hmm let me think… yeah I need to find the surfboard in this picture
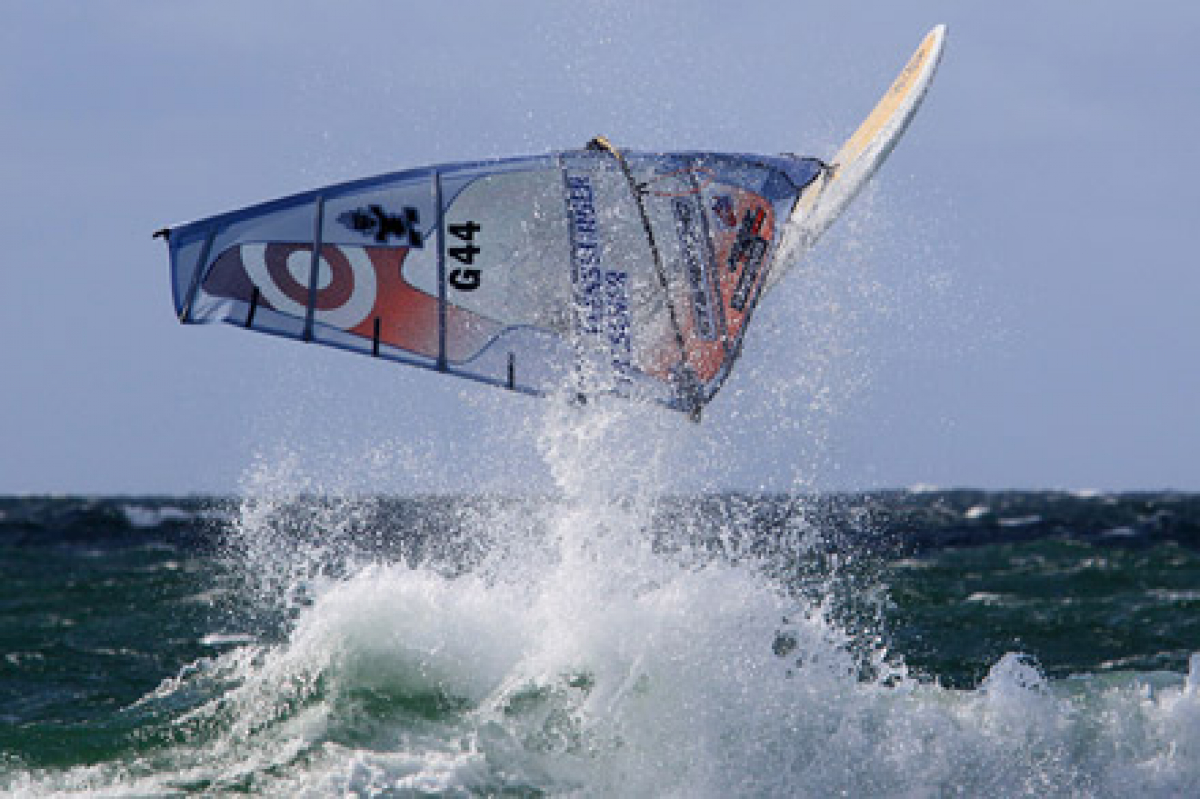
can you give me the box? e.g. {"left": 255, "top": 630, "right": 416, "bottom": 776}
{"left": 766, "top": 24, "right": 947, "bottom": 291}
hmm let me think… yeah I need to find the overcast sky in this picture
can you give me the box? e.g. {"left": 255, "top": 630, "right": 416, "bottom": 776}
{"left": 2, "top": 2, "right": 1198, "bottom": 494}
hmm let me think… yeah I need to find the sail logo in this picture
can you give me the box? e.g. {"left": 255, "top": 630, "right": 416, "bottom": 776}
{"left": 603, "top": 270, "right": 633, "bottom": 380}
{"left": 566, "top": 174, "right": 604, "bottom": 335}
{"left": 204, "top": 243, "right": 379, "bottom": 331}
{"left": 710, "top": 195, "right": 736, "bottom": 228}
{"left": 672, "top": 198, "right": 718, "bottom": 340}
{"left": 729, "top": 206, "right": 770, "bottom": 311}
{"left": 337, "top": 204, "right": 424, "bottom": 247}
{"left": 565, "top": 172, "right": 632, "bottom": 383}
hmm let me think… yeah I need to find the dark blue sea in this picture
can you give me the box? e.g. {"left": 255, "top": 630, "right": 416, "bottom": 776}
{"left": 2, "top": 486, "right": 1199, "bottom": 796}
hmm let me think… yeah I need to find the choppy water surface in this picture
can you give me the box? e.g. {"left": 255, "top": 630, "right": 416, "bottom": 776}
{"left": 2, "top": 481, "right": 1199, "bottom": 796}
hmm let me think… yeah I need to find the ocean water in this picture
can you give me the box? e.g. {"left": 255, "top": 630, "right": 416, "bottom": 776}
{"left": 3, "top": 459, "right": 1200, "bottom": 796}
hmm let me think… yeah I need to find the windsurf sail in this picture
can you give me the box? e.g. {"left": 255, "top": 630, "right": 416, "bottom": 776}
{"left": 158, "top": 142, "right": 824, "bottom": 418}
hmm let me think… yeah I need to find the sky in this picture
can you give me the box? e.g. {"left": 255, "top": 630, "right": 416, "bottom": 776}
{"left": 2, "top": 1, "right": 1198, "bottom": 494}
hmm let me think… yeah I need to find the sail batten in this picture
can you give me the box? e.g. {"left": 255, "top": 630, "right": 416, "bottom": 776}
{"left": 433, "top": 170, "right": 448, "bottom": 372}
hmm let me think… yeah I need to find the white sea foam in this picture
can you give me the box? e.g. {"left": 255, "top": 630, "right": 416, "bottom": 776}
{"left": 965, "top": 504, "right": 991, "bottom": 520}
{"left": 121, "top": 503, "right": 194, "bottom": 528}
{"left": 13, "top": 532, "right": 1200, "bottom": 796}
{"left": 999, "top": 514, "right": 1043, "bottom": 528}
{"left": 12, "top": 400, "right": 1200, "bottom": 798}
{"left": 198, "top": 632, "right": 258, "bottom": 647}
